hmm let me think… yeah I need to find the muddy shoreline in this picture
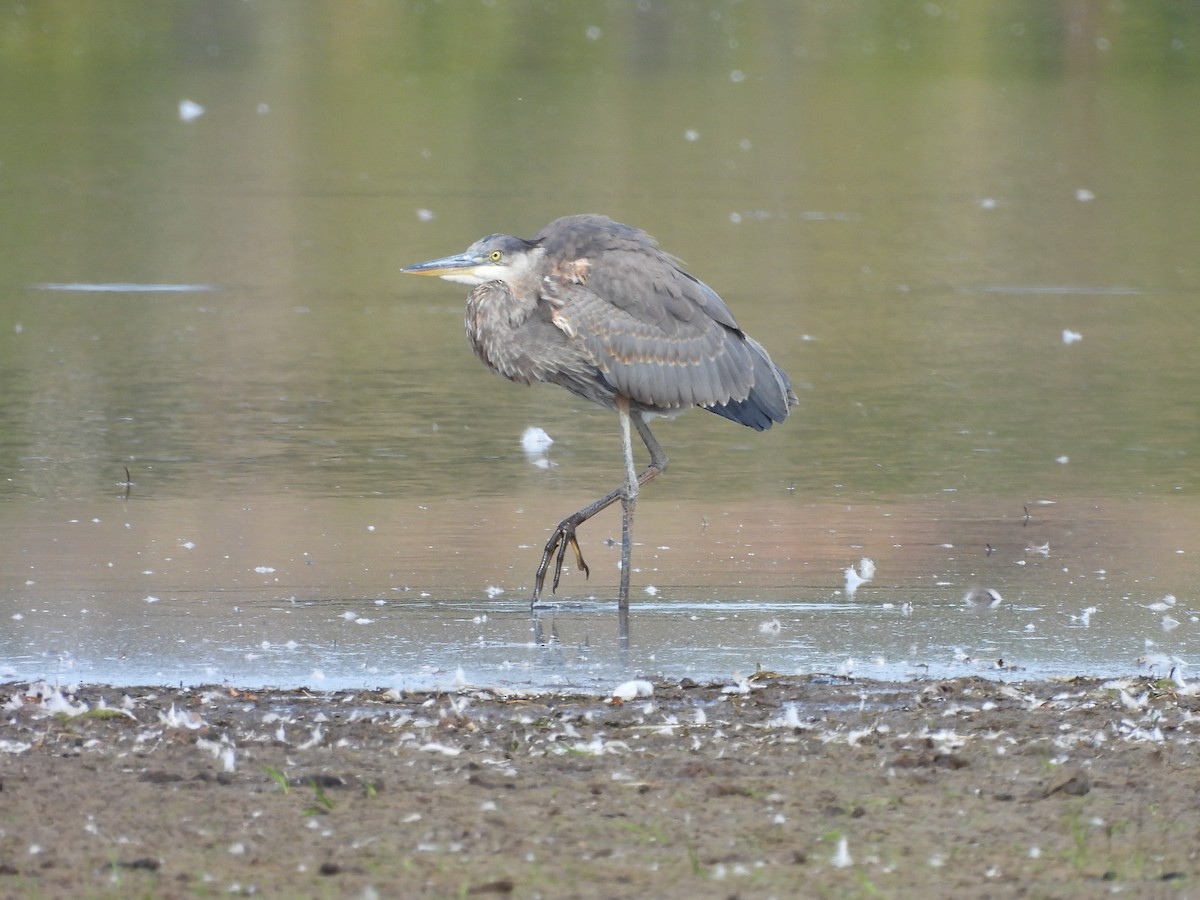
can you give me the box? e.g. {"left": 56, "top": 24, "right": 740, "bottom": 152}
{"left": 2, "top": 674, "right": 1198, "bottom": 897}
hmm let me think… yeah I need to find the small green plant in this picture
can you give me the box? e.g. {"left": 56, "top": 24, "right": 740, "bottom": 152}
{"left": 304, "top": 778, "right": 335, "bottom": 815}
{"left": 614, "top": 820, "right": 666, "bottom": 843}
{"left": 1062, "top": 805, "right": 1091, "bottom": 868}
{"left": 263, "top": 765, "right": 289, "bottom": 795}
{"left": 82, "top": 707, "right": 133, "bottom": 720}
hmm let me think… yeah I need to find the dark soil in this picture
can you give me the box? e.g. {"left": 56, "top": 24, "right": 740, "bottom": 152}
{"left": 2, "top": 674, "right": 1198, "bottom": 898}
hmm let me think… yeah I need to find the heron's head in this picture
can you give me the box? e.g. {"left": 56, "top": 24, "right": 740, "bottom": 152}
{"left": 401, "top": 233, "right": 544, "bottom": 287}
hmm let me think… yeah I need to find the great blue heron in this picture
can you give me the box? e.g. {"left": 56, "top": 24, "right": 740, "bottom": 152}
{"left": 401, "top": 214, "right": 796, "bottom": 609}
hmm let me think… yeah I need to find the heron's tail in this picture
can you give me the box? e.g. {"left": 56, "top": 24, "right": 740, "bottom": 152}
{"left": 705, "top": 337, "right": 796, "bottom": 431}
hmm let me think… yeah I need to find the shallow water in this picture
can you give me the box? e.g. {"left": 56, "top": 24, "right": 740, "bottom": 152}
{"left": 6, "top": 492, "right": 1197, "bottom": 691}
{"left": 2, "top": 2, "right": 1199, "bottom": 690}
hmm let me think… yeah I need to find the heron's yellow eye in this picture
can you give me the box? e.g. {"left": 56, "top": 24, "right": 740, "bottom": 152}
{"left": 489, "top": 250, "right": 502, "bottom": 262}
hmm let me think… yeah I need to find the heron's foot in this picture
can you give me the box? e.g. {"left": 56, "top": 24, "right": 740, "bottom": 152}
{"left": 555, "top": 531, "right": 590, "bottom": 590}
{"left": 531, "top": 519, "right": 591, "bottom": 604}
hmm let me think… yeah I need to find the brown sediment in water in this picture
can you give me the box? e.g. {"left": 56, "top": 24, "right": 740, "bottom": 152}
{"left": 2, "top": 675, "right": 1198, "bottom": 897}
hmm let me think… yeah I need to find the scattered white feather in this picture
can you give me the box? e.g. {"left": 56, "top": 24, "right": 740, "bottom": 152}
{"left": 831, "top": 835, "right": 852, "bottom": 868}
{"left": 196, "top": 737, "right": 237, "bottom": 772}
{"left": 1170, "top": 668, "right": 1199, "bottom": 696}
{"left": 38, "top": 688, "right": 89, "bottom": 717}
{"left": 296, "top": 725, "right": 324, "bottom": 750}
{"left": 758, "top": 618, "right": 782, "bottom": 634}
{"left": 1062, "top": 328, "right": 1083, "bottom": 345}
{"left": 1145, "top": 594, "right": 1176, "bottom": 612}
{"left": 843, "top": 566, "right": 864, "bottom": 594}
{"left": 178, "top": 99, "right": 205, "bottom": 121}
{"left": 1162, "top": 616, "right": 1180, "bottom": 632}
{"left": 770, "top": 703, "right": 803, "bottom": 729}
{"left": 612, "top": 680, "right": 653, "bottom": 701}
{"left": 844, "top": 557, "right": 874, "bottom": 597}
{"left": 1070, "top": 606, "right": 1098, "bottom": 627}
{"left": 722, "top": 676, "right": 752, "bottom": 695}
{"left": 420, "top": 742, "right": 462, "bottom": 756}
{"left": 159, "top": 703, "right": 205, "bottom": 730}
{"left": 1119, "top": 689, "right": 1147, "bottom": 711}
{"left": 520, "top": 426, "right": 554, "bottom": 453}
{"left": 572, "top": 737, "right": 631, "bottom": 755}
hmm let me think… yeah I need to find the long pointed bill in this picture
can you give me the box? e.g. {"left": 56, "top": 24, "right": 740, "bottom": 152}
{"left": 399, "top": 251, "right": 484, "bottom": 278}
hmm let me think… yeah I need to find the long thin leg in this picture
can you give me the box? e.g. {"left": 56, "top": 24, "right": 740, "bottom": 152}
{"left": 531, "top": 405, "right": 668, "bottom": 606}
{"left": 616, "top": 400, "right": 639, "bottom": 609}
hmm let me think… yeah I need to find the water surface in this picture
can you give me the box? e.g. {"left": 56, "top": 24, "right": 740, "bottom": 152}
{"left": 2, "top": 2, "right": 1198, "bottom": 690}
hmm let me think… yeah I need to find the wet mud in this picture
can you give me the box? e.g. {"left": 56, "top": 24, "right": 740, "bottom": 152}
{"left": 2, "top": 674, "right": 1199, "bottom": 897}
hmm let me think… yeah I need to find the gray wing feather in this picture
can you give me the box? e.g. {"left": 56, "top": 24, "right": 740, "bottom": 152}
{"left": 544, "top": 275, "right": 781, "bottom": 420}
{"left": 532, "top": 215, "right": 797, "bottom": 428}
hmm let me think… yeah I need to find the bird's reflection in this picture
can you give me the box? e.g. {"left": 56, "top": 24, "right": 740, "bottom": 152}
{"left": 530, "top": 603, "right": 631, "bottom": 667}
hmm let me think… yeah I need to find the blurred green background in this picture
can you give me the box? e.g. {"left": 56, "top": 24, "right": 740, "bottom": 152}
{"left": 1, "top": 0, "right": 1197, "bottom": 502}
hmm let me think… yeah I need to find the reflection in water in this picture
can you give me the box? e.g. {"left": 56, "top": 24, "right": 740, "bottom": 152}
{"left": 2, "top": 495, "right": 1197, "bottom": 690}
{"left": 535, "top": 604, "right": 631, "bottom": 663}
{"left": 531, "top": 604, "right": 631, "bottom": 679}
{"left": 2, "top": 3, "right": 1199, "bottom": 689}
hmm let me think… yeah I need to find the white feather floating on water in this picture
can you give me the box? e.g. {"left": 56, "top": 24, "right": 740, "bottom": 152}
{"left": 178, "top": 99, "right": 205, "bottom": 122}
{"left": 844, "top": 557, "right": 875, "bottom": 597}
{"left": 521, "top": 426, "right": 554, "bottom": 453}
{"left": 1070, "top": 606, "right": 1098, "bottom": 627}
{"left": 1145, "top": 594, "right": 1176, "bottom": 612}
